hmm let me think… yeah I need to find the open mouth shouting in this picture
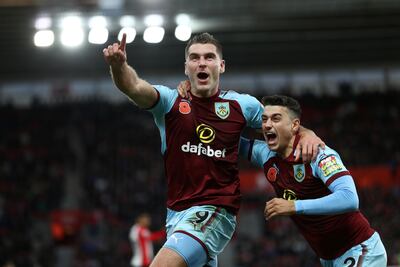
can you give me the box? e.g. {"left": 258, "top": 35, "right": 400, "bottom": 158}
{"left": 265, "top": 132, "right": 278, "bottom": 146}
{"left": 197, "top": 72, "right": 209, "bottom": 83}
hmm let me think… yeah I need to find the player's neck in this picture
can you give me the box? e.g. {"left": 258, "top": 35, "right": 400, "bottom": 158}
{"left": 280, "top": 136, "right": 296, "bottom": 159}
{"left": 191, "top": 86, "right": 219, "bottom": 98}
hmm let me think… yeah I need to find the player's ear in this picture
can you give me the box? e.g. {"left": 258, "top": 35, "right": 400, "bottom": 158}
{"left": 292, "top": 118, "right": 300, "bottom": 134}
{"left": 184, "top": 62, "right": 189, "bottom": 76}
{"left": 220, "top": 60, "right": 225, "bottom": 74}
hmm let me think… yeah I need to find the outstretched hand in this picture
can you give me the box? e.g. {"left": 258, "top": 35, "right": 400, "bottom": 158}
{"left": 103, "top": 33, "right": 127, "bottom": 67}
{"left": 177, "top": 80, "right": 191, "bottom": 98}
{"left": 264, "top": 198, "right": 296, "bottom": 220}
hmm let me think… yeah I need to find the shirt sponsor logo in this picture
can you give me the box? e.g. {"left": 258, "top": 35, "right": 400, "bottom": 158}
{"left": 196, "top": 124, "right": 215, "bottom": 144}
{"left": 181, "top": 142, "right": 226, "bottom": 158}
{"left": 215, "top": 102, "right": 230, "bottom": 119}
{"left": 283, "top": 189, "right": 297, "bottom": 201}
{"left": 182, "top": 124, "right": 225, "bottom": 157}
{"left": 318, "top": 155, "right": 344, "bottom": 177}
{"left": 293, "top": 164, "right": 305, "bottom": 182}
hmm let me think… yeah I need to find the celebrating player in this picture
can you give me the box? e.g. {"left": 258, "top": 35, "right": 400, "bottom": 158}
{"left": 103, "top": 32, "right": 323, "bottom": 267}
{"left": 240, "top": 95, "right": 387, "bottom": 267}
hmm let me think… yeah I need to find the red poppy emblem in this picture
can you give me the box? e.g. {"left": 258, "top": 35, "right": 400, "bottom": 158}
{"left": 267, "top": 167, "right": 278, "bottom": 182}
{"left": 179, "top": 101, "right": 191, "bottom": 114}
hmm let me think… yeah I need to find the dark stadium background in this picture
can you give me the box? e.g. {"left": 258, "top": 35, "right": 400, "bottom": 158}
{"left": 0, "top": 0, "right": 399, "bottom": 266}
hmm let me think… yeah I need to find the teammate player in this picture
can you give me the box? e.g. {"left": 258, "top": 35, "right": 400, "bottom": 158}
{"left": 103, "top": 32, "right": 323, "bottom": 267}
{"left": 240, "top": 95, "right": 387, "bottom": 267}
{"left": 129, "top": 213, "right": 165, "bottom": 267}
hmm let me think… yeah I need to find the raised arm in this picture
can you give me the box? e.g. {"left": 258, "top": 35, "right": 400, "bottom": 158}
{"left": 103, "top": 34, "right": 158, "bottom": 108}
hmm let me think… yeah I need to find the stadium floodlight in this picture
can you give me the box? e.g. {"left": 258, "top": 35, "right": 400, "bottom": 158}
{"left": 60, "top": 28, "right": 84, "bottom": 47}
{"left": 88, "top": 16, "right": 108, "bottom": 44}
{"left": 175, "top": 25, "right": 191, "bottom": 41}
{"left": 144, "top": 14, "right": 164, "bottom": 27}
{"left": 61, "top": 15, "right": 82, "bottom": 29}
{"left": 118, "top": 27, "right": 136, "bottom": 43}
{"left": 34, "top": 30, "right": 54, "bottom": 47}
{"left": 60, "top": 15, "right": 84, "bottom": 48}
{"left": 119, "top": 15, "right": 135, "bottom": 27}
{"left": 88, "top": 28, "right": 109, "bottom": 44}
{"left": 175, "top": 14, "right": 190, "bottom": 25}
{"left": 143, "top": 26, "right": 165, "bottom": 43}
{"left": 174, "top": 14, "right": 192, "bottom": 41}
{"left": 89, "top": 16, "right": 107, "bottom": 28}
{"left": 35, "top": 17, "right": 52, "bottom": 30}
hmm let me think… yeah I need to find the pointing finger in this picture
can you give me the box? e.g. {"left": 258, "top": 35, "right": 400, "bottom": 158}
{"left": 120, "top": 33, "right": 127, "bottom": 52}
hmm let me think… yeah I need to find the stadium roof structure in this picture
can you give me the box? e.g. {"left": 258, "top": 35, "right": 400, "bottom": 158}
{"left": 1, "top": 0, "right": 400, "bottom": 80}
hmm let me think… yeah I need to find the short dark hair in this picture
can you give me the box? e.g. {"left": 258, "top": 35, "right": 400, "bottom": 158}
{"left": 185, "top": 32, "right": 223, "bottom": 59}
{"left": 261, "top": 95, "right": 302, "bottom": 119}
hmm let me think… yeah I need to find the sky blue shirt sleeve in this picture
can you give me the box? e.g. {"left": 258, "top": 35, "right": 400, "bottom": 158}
{"left": 148, "top": 85, "right": 178, "bottom": 117}
{"left": 239, "top": 137, "right": 271, "bottom": 168}
{"left": 148, "top": 85, "right": 178, "bottom": 154}
{"left": 222, "top": 91, "right": 263, "bottom": 129}
{"left": 294, "top": 147, "right": 359, "bottom": 215}
{"left": 240, "top": 94, "right": 264, "bottom": 128}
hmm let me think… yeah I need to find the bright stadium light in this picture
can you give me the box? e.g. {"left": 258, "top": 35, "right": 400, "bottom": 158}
{"left": 175, "top": 14, "right": 190, "bottom": 25}
{"left": 175, "top": 25, "right": 191, "bottom": 41}
{"left": 175, "top": 14, "right": 192, "bottom": 41}
{"left": 118, "top": 27, "right": 136, "bottom": 43}
{"left": 144, "top": 14, "right": 163, "bottom": 27}
{"left": 61, "top": 15, "right": 82, "bottom": 29}
{"left": 89, "top": 15, "right": 107, "bottom": 28}
{"left": 34, "top": 30, "right": 54, "bottom": 47}
{"left": 119, "top": 15, "right": 135, "bottom": 27}
{"left": 143, "top": 14, "right": 164, "bottom": 43}
{"left": 60, "top": 15, "right": 84, "bottom": 48}
{"left": 143, "top": 26, "right": 165, "bottom": 43}
{"left": 88, "top": 28, "right": 109, "bottom": 44}
{"left": 60, "top": 28, "right": 84, "bottom": 47}
{"left": 88, "top": 16, "right": 108, "bottom": 44}
{"left": 35, "top": 17, "right": 52, "bottom": 30}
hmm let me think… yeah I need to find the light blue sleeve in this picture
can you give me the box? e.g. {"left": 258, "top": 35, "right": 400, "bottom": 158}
{"left": 311, "top": 146, "right": 349, "bottom": 183}
{"left": 222, "top": 91, "right": 264, "bottom": 128}
{"left": 148, "top": 85, "right": 178, "bottom": 154}
{"left": 239, "top": 137, "right": 271, "bottom": 168}
{"left": 295, "top": 175, "right": 359, "bottom": 215}
{"left": 294, "top": 146, "right": 359, "bottom": 215}
{"left": 148, "top": 85, "right": 178, "bottom": 117}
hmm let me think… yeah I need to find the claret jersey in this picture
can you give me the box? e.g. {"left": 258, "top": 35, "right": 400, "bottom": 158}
{"left": 246, "top": 135, "right": 374, "bottom": 259}
{"left": 149, "top": 85, "right": 263, "bottom": 215}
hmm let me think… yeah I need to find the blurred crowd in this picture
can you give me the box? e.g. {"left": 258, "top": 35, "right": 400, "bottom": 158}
{"left": 0, "top": 89, "right": 399, "bottom": 267}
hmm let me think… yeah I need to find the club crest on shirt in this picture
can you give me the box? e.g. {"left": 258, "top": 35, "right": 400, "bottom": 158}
{"left": 293, "top": 164, "right": 305, "bottom": 182}
{"left": 179, "top": 100, "right": 191, "bottom": 114}
{"left": 214, "top": 102, "right": 230, "bottom": 119}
